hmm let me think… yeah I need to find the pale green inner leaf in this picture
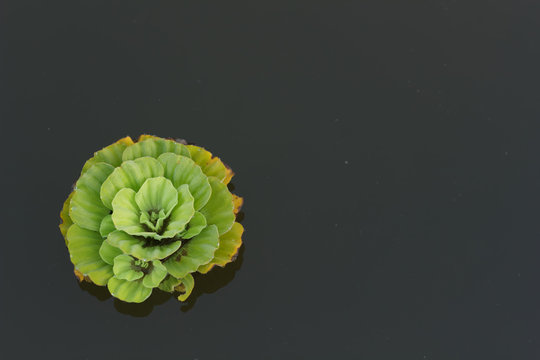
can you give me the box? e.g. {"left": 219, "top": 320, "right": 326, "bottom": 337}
{"left": 111, "top": 188, "right": 150, "bottom": 236}
{"left": 135, "top": 177, "right": 178, "bottom": 214}
{"left": 159, "top": 184, "right": 195, "bottom": 238}
{"left": 164, "top": 225, "right": 219, "bottom": 279}
{"left": 98, "top": 240, "right": 123, "bottom": 265}
{"left": 179, "top": 211, "right": 207, "bottom": 239}
{"left": 100, "top": 157, "right": 164, "bottom": 209}
{"left": 142, "top": 260, "right": 167, "bottom": 289}
{"left": 107, "top": 277, "right": 152, "bottom": 303}
{"left": 106, "top": 230, "right": 182, "bottom": 261}
{"left": 113, "top": 254, "right": 144, "bottom": 281}
{"left": 99, "top": 215, "right": 116, "bottom": 238}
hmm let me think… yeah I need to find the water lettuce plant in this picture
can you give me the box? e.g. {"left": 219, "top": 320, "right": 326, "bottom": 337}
{"left": 59, "top": 135, "right": 244, "bottom": 303}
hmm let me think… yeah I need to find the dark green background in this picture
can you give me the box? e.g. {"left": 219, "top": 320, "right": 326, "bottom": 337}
{"left": 2, "top": 1, "right": 540, "bottom": 359}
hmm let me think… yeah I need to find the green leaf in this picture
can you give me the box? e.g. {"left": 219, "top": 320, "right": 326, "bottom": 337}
{"left": 135, "top": 177, "right": 179, "bottom": 215}
{"left": 158, "top": 275, "right": 183, "bottom": 292}
{"left": 157, "top": 153, "right": 211, "bottom": 210}
{"left": 176, "top": 274, "right": 195, "bottom": 301}
{"left": 67, "top": 224, "right": 113, "bottom": 286}
{"left": 186, "top": 145, "right": 233, "bottom": 184}
{"left": 160, "top": 184, "right": 195, "bottom": 238}
{"left": 139, "top": 210, "right": 166, "bottom": 232}
{"left": 81, "top": 136, "right": 134, "bottom": 175}
{"left": 142, "top": 260, "right": 167, "bottom": 288}
{"left": 164, "top": 225, "right": 219, "bottom": 279}
{"left": 122, "top": 137, "right": 190, "bottom": 161}
{"left": 113, "top": 254, "right": 144, "bottom": 281}
{"left": 106, "top": 231, "right": 182, "bottom": 260}
{"left": 199, "top": 177, "right": 235, "bottom": 235}
{"left": 180, "top": 211, "right": 207, "bottom": 239}
{"left": 111, "top": 188, "right": 149, "bottom": 236}
{"left": 99, "top": 215, "right": 116, "bottom": 238}
{"left": 100, "top": 157, "right": 164, "bottom": 209}
{"left": 70, "top": 163, "right": 115, "bottom": 231}
{"left": 198, "top": 222, "right": 244, "bottom": 274}
{"left": 98, "top": 241, "right": 123, "bottom": 265}
{"left": 107, "top": 277, "right": 152, "bottom": 303}
{"left": 59, "top": 191, "right": 74, "bottom": 242}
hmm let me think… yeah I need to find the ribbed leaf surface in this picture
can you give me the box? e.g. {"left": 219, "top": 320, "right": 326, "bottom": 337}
{"left": 107, "top": 277, "right": 152, "bottom": 303}
{"left": 70, "top": 163, "right": 115, "bottom": 231}
{"left": 67, "top": 225, "right": 113, "bottom": 286}
{"left": 199, "top": 177, "right": 235, "bottom": 235}
{"left": 100, "top": 157, "right": 164, "bottom": 209}
{"left": 122, "top": 137, "right": 190, "bottom": 161}
{"left": 198, "top": 222, "right": 244, "bottom": 274}
{"left": 106, "top": 231, "right": 182, "bottom": 261}
{"left": 157, "top": 153, "right": 211, "bottom": 210}
{"left": 164, "top": 225, "right": 219, "bottom": 279}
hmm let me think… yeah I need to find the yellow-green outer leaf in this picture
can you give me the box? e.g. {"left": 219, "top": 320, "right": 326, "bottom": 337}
{"left": 107, "top": 277, "right": 152, "bottom": 303}
{"left": 176, "top": 274, "right": 195, "bottom": 301}
{"left": 186, "top": 145, "right": 233, "bottom": 184}
{"left": 59, "top": 191, "right": 74, "bottom": 242}
{"left": 198, "top": 222, "right": 244, "bottom": 274}
{"left": 70, "top": 163, "right": 115, "bottom": 231}
{"left": 199, "top": 177, "right": 235, "bottom": 235}
{"left": 67, "top": 224, "right": 113, "bottom": 285}
{"left": 81, "top": 136, "right": 134, "bottom": 175}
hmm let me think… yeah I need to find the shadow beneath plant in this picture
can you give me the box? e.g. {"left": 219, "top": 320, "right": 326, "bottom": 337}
{"left": 180, "top": 245, "right": 245, "bottom": 312}
{"left": 78, "top": 280, "right": 112, "bottom": 301}
{"left": 113, "top": 290, "right": 171, "bottom": 317}
{"left": 76, "top": 246, "right": 245, "bottom": 316}
{"left": 77, "top": 279, "right": 170, "bottom": 317}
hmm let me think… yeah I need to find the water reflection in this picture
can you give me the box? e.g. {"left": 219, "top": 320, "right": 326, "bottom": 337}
{"left": 180, "top": 246, "right": 244, "bottom": 312}
{"left": 77, "top": 245, "right": 245, "bottom": 316}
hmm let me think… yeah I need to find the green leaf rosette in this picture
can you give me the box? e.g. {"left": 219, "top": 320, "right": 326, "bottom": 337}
{"left": 59, "top": 135, "right": 243, "bottom": 303}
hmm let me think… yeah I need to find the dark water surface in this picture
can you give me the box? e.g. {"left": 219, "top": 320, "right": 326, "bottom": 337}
{"left": 2, "top": 1, "right": 540, "bottom": 359}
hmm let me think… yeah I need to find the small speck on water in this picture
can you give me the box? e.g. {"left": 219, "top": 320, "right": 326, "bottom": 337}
{"left": 47, "top": 127, "right": 51, "bottom": 131}
{"left": 344, "top": 160, "right": 349, "bottom": 164}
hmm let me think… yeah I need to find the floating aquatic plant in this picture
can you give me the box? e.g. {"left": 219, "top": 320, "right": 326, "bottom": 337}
{"left": 59, "top": 135, "right": 244, "bottom": 303}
